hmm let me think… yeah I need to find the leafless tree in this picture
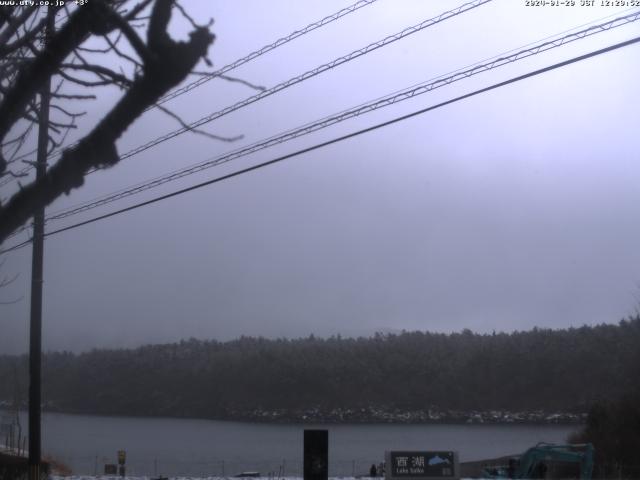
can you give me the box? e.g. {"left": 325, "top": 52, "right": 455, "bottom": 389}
{"left": 0, "top": 0, "right": 216, "bottom": 245}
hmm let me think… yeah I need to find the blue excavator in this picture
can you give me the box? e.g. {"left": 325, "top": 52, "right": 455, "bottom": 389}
{"left": 481, "top": 443, "right": 594, "bottom": 480}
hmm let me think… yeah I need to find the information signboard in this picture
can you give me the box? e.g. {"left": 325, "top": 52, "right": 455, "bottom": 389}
{"left": 385, "top": 451, "right": 459, "bottom": 480}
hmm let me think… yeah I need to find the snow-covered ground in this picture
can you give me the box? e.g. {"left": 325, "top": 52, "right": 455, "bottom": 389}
{"left": 50, "top": 477, "right": 375, "bottom": 480}
{"left": 49, "top": 477, "right": 479, "bottom": 480}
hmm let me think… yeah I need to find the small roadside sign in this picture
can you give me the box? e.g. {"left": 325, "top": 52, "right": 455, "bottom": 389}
{"left": 117, "top": 449, "right": 126, "bottom": 465}
{"left": 385, "top": 451, "right": 459, "bottom": 480}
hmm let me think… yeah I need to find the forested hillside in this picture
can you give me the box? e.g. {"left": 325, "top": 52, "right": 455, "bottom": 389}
{"left": 1, "top": 318, "right": 638, "bottom": 422}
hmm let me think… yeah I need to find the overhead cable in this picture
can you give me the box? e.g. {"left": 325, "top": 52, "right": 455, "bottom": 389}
{"left": 0, "top": 0, "right": 381, "bottom": 187}
{"left": 152, "top": 0, "right": 382, "bottom": 108}
{"left": 5, "top": 0, "right": 492, "bottom": 189}
{"left": 2, "top": 34, "right": 638, "bottom": 255}
{"left": 112, "top": 0, "right": 494, "bottom": 162}
{"left": 43, "top": 10, "right": 640, "bottom": 224}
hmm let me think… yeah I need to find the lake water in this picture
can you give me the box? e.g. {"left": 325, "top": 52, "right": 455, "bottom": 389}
{"left": 7, "top": 411, "right": 580, "bottom": 477}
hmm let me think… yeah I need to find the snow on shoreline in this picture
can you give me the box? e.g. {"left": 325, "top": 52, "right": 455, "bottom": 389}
{"left": 49, "top": 477, "right": 478, "bottom": 480}
{"left": 50, "top": 477, "right": 377, "bottom": 480}
{"left": 49, "top": 477, "right": 483, "bottom": 480}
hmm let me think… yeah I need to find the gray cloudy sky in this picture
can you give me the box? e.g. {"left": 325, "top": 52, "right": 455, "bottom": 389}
{"left": 1, "top": 0, "right": 639, "bottom": 354}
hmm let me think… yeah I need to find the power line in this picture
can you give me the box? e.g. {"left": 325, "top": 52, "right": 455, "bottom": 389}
{"left": 113, "top": 0, "right": 492, "bottom": 163}
{"left": 0, "top": 0, "right": 381, "bottom": 187}
{"left": 3, "top": 34, "right": 638, "bottom": 255}
{"left": 5, "top": 7, "right": 638, "bottom": 243}
{"left": 4, "top": 7, "right": 637, "bottom": 248}
{"left": 3, "top": 0, "right": 493, "bottom": 188}
{"left": 40, "top": 10, "right": 640, "bottom": 225}
{"left": 20, "top": 0, "right": 491, "bottom": 204}
{"left": 0, "top": 237, "right": 31, "bottom": 255}
{"left": 32, "top": 0, "right": 502, "bottom": 223}
{"left": 152, "top": 0, "right": 381, "bottom": 108}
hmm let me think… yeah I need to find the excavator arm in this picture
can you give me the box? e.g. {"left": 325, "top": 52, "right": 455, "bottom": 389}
{"left": 480, "top": 443, "right": 594, "bottom": 480}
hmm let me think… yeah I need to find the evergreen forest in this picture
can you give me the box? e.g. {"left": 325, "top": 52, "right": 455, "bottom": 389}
{"left": 0, "top": 318, "right": 638, "bottom": 422}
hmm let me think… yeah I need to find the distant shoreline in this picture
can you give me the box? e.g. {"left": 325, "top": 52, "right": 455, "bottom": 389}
{"left": 209, "top": 414, "right": 586, "bottom": 426}
{"left": 202, "top": 406, "right": 587, "bottom": 425}
{"left": 2, "top": 406, "right": 585, "bottom": 425}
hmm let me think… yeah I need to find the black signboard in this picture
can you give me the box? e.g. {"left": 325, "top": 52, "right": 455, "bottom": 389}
{"left": 304, "top": 429, "right": 328, "bottom": 480}
{"left": 104, "top": 464, "right": 117, "bottom": 475}
{"left": 388, "top": 451, "right": 456, "bottom": 478}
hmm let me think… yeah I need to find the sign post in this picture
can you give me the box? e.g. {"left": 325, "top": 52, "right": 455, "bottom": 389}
{"left": 385, "top": 451, "right": 459, "bottom": 480}
{"left": 117, "top": 450, "right": 126, "bottom": 477}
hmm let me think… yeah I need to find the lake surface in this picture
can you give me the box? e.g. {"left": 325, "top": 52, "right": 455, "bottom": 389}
{"left": 7, "top": 411, "right": 580, "bottom": 477}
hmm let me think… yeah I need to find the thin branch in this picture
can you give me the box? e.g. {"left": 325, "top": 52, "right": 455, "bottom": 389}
{"left": 0, "top": 295, "right": 24, "bottom": 305}
{"left": 48, "top": 119, "right": 76, "bottom": 131}
{"left": 103, "top": 32, "right": 142, "bottom": 69}
{"left": 0, "top": 0, "right": 215, "bottom": 243}
{"left": 51, "top": 93, "right": 97, "bottom": 100}
{"left": 0, "top": 7, "right": 37, "bottom": 47}
{"left": 0, "top": 1, "right": 112, "bottom": 172}
{"left": 57, "top": 69, "right": 114, "bottom": 88}
{"left": 105, "top": 8, "right": 154, "bottom": 64}
{"left": 0, "top": 169, "right": 29, "bottom": 179}
{"left": 48, "top": 117, "right": 76, "bottom": 154}
{"left": 2, "top": 126, "right": 33, "bottom": 147}
{"left": 217, "top": 73, "right": 266, "bottom": 92}
{"left": 155, "top": 103, "right": 243, "bottom": 143}
{"left": 122, "top": 0, "right": 155, "bottom": 21}
{"left": 6, "top": 125, "right": 35, "bottom": 163}
{"left": 173, "top": 2, "right": 212, "bottom": 30}
{"left": 71, "top": 40, "right": 132, "bottom": 88}
{"left": 6, "top": 145, "right": 37, "bottom": 165}
{"left": 50, "top": 103, "right": 86, "bottom": 118}
{"left": 0, "top": 16, "right": 47, "bottom": 57}
{"left": 77, "top": 44, "right": 112, "bottom": 54}
{"left": 0, "top": 271, "right": 19, "bottom": 288}
{"left": 60, "top": 62, "right": 133, "bottom": 87}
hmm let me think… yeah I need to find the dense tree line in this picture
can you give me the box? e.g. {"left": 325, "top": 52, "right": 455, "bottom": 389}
{"left": 0, "top": 318, "right": 638, "bottom": 421}
{"left": 570, "top": 392, "right": 640, "bottom": 478}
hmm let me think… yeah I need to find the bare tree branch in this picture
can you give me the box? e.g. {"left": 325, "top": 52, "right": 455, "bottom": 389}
{"left": 0, "top": 271, "right": 19, "bottom": 288}
{"left": 218, "top": 73, "right": 266, "bottom": 92}
{"left": 0, "top": 16, "right": 47, "bottom": 57}
{"left": 0, "top": 296, "right": 24, "bottom": 305}
{"left": 0, "top": 7, "right": 38, "bottom": 47}
{"left": 0, "top": 2, "right": 111, "bottom": 172}
{"left": 103, "top": 31, "right": 142, "bottom": 69}
{"left": 51, "top": 92, "right": 97, "bottom": 100}
{"left": 57, "top": 68, "right": 115, "bottom": 88}
{"left": 155, "top": 103, "right": 243, "bottom": 143}
{"left": 123, "top": 0, "right": 155, "bottom": 21}
{"left": 0, "top": 0, "right": 215, "bottom": 243}
{"left": 106, "top": 10, "right": 154, "bottom": 65}
{"left": 60, "top": 63, "right": 133, "bottom": 87}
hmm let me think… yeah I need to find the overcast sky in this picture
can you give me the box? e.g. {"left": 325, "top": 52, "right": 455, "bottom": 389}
{"left": 1, "top": 0, "right": 639, "bottom": 354}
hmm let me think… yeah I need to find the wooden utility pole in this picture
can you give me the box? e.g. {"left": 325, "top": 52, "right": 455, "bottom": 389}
{"left": 28, "top": 8, "right": 53, "bottom": 480}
